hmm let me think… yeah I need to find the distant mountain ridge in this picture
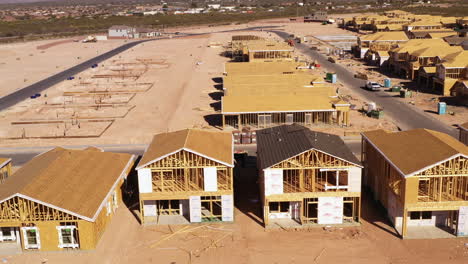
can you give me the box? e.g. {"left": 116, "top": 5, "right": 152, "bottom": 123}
{"left": 0, "top": 0, "right": 61, "bottom": 3}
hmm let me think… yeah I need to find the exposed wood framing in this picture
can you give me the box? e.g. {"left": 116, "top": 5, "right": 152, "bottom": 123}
{"left": 0, "top": 197, "right": 78, "bottom": 223}
{"left": 261, "top": 149, "right": 361, "bottom": 226}
{"left": 362, "top": 138, "right": 468, "bottom": 238}
{"left": 139, "top": 149, "right": 234, "bottom": 224}
{"left": 224, "top": 111, "right": 346, "bottom": 129}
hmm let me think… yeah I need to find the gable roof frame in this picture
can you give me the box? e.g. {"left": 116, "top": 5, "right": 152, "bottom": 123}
{"left": 0, "top": 154, "right": 136, "bottom": 223}
{"left": 264, "top": 147, "right": 363, "bottom": 170}
{"left": 0, "top": 193, "right": 93, "bottom": 222}
{"left": 0, "top": 158, "right": 11, "bottom": 169}
{"left": 362, "top": 133, "right": 467, "bottom": 178}
{"left": 136, "top": 147, "right": 233, "bottom": 170}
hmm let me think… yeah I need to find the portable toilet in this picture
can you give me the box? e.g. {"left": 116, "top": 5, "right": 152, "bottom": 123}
{"left": 437, "top": 102, "right": 446, "bottom": 115}
{"left": 384, "top": 78, "right": 391, "bottom": 88}
{"left": 326, "top": 72, "right": 332, "bottom": 81}
{"left": 331, "top": 73, "right": 337, "bottom": 84}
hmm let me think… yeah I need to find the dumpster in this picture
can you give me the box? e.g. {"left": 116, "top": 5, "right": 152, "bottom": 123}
{"left": 370, "top": 109, "right": 384, "bottom": 119}
{"left": 326, "top": 72, "right": 337, "bottom": 83}
{"left": 384, "top": 78, "right": 391, "bottom": 88}
{"left": 438, "top": 102, "right": 446, "bottom": 115}
{"left": 391, "top": 86, "right": 402, "bottom": 92}
{"left": 400, "top": 89, "right": 412, "bottom": 98}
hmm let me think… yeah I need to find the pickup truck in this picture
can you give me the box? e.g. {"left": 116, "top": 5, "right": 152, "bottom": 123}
{"left": 365, "top": 81, "right": 382, "bottom": 91}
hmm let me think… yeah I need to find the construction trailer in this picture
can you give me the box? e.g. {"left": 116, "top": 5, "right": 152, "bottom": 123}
{"left": 361, "top": 129, "right": 468, "bottom": 239}
{"left": 256, "top": 124, "right": 362, "bottom": 228}
{"left": 459, "top": 122, "right": 468, "bottom": 145}
{"left": 136, "top": 129, "right": 234, "bottom": 225}
{"left": 0, "top": 147, "right": 135, "bottom": 251}
{"left": 0, "top": 158, "right": 11, "bottom": 184}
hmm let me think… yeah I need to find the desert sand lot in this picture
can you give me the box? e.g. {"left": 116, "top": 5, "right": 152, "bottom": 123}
{"left": 0, "top": 37, "right": 131, "bottom": 97}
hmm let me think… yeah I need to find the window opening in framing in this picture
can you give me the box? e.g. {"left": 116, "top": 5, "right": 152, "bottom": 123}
{"left": 269, "top": 202, "right": 289, "bottom": 213}
{"left": 200, "top": 196, "right": 222, "bottom": 222}
{"left": 157, "top": 200, "right": 181, "bottom": 215}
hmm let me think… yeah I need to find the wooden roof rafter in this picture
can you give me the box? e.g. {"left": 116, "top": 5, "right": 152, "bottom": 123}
{"left": 0, "top": 193, "right": 88, "bottom": 222}
{"left": 269, "top": 148, "right": 361, "bottom": 170}
{"left": 137, "top": 147, "right": 234, "bottom": 170}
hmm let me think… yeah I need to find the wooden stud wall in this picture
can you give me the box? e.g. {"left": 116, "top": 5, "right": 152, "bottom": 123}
{"left": 223, "top": 111, "right": 344, "bottom": 129}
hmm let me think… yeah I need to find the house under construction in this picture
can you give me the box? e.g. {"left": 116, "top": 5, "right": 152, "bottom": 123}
{"left": 136, "top": 129, "right": 234, "bottom": 225}
{"left": 257, "top": 124, "right": 363, "bottom": 228}
{"left": 362, "top": 129, "right": 468, "bottom": 238}
{"left": 221, "top": 61, "right": 350, "bottom": 129}
{"left": 0, "top": 147, "right": 135, "bottom": 251}
{"left": 0, "top": 158, "right": 11, "bottom": 184}
{"left": 230, "top": 36, "right": 294, "bottom": 62}
{"left": 459, "top": 122, "right": 468, "bottom": 145}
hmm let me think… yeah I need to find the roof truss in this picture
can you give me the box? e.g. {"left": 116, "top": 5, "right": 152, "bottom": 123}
{"left": 269, "top": 149, "right": 360, "bottom": 170}
{"left": 0, "top": 195, "right": 82, "bottom": 223}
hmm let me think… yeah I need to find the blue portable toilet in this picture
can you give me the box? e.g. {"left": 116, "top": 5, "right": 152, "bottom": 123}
{"left": 384, "top": 78, "right": 391, "bottom": 88}
{"left": 438, "top": 102, "right": 446, "bottom": 115}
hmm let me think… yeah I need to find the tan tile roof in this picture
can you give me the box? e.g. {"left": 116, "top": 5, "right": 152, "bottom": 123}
{"left": 0, "top": 148, "right": 135, "bottom": 221}
{"left": 137, "top": 129, "right": 234, "bottom": 169}
{"left": 362, "top": 129, "right": 468, "bottom": 177}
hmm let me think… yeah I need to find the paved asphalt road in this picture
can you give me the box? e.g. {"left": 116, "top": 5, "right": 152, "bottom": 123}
{"left": 271, "top": 30, "right": 458, "bottom": 138}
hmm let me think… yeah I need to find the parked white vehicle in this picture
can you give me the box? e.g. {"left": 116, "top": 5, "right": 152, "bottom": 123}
{"left": 365, "top": 81, "right": 382, "bottom": 91}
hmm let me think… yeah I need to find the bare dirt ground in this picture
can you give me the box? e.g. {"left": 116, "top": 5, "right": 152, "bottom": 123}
{"left": 0, "top": 37, "right": 131, "bottom": 97}
{"left": 2, "top": 168, "right": 467, "bottom": 264}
